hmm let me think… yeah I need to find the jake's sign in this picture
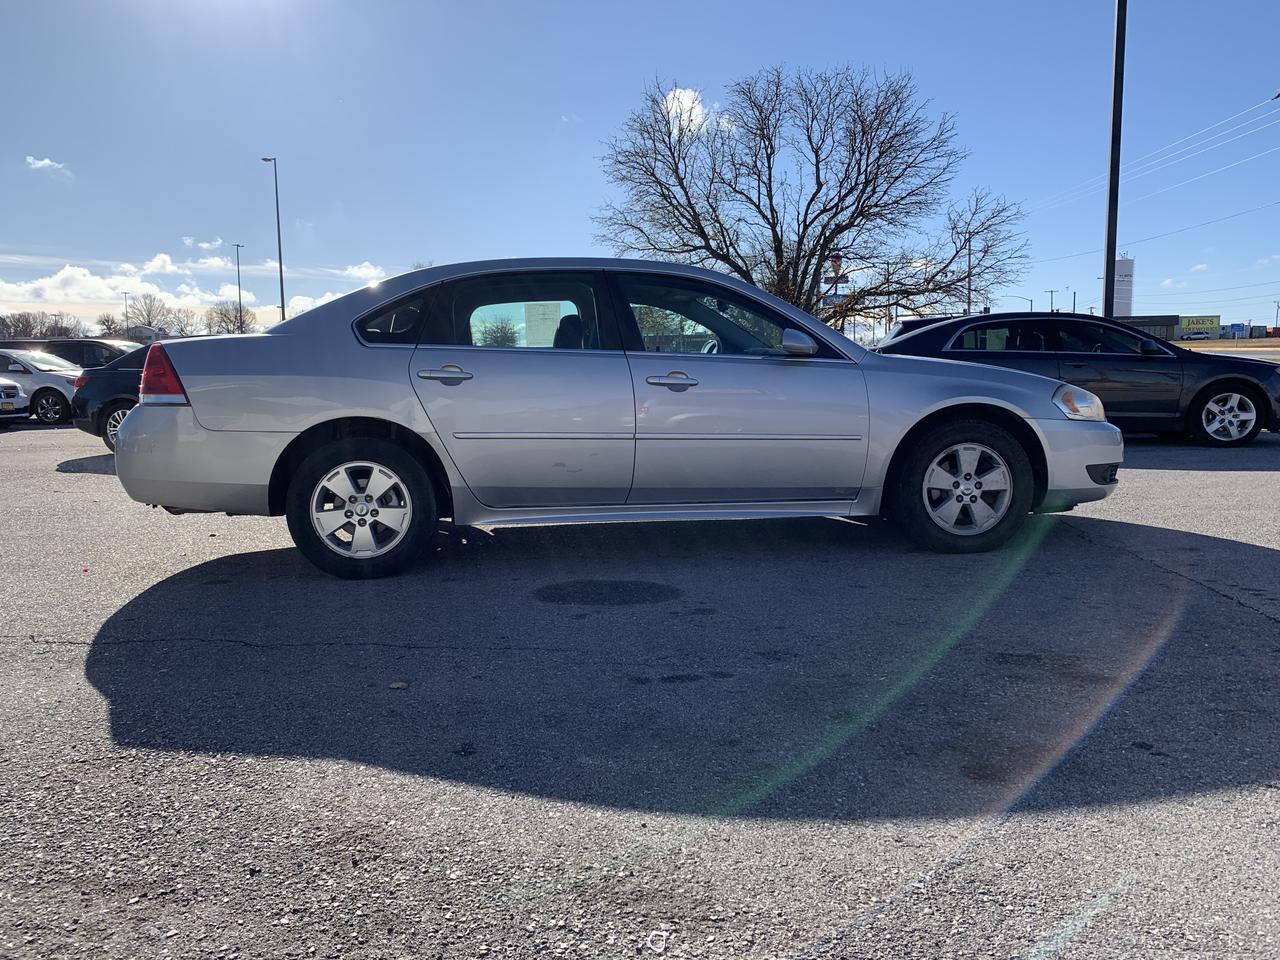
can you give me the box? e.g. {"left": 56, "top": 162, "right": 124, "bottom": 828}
{"left": 1181, "top": 315, "right": 1221, "bottom": 334}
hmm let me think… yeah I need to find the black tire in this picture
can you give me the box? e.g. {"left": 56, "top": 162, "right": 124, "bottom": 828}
{"left": 889, "top": 418, "right": 1035, "bottom": 554}
{"left": 1187, "top": 383, "right": 1266, "bottom": 446}
{"left": 100, "top": 401, "right": 134, "bottom": 452}
{"left": 32, "top": 389, "right": 70, "bottom": 425}
{"left": 285, "top": 437, "right": 437, "bottom": 579}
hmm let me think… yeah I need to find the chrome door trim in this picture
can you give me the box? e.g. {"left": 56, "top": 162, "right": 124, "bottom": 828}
{"left": 452, "top": 432, "right": 633, "bottom": 440}
{"left": 639, "top": 433, "right": 863, "bottom": 441}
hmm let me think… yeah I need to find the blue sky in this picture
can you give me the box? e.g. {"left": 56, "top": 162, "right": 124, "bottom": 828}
{"left": 3, "top": 0, "right": 1278, "bottom": 326}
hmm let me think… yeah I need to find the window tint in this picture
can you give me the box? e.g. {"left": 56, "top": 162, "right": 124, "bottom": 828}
{"left": 950, "top": 320, "right": 1048, "bottom": 352}
{"left": 357, "top": 295, "right": 427, "bottom": 345}
{"left": 1057, "top": 321, "right": 1144, "bottom": 354}
{"left": 446, "top": 273, "right": 611, "bottom": 350}
{"left": 115, "top": 347, "right": 148, "bottom": 369}
{"left": 613, "top": 274, "right": 798, "bottom": 357}
{"left": 83, "top": 343, "right": 115, "bottom": 366}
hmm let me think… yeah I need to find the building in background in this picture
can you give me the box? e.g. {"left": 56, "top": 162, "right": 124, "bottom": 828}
{"left": 1113, "top": 256, "right": 1134, "bottom": 318}
{"left": 1122, "top": 314, "right": 1178, "bottom": 340}
{"left": 1179, "top": 315, "right": 1222, "bottom": 339}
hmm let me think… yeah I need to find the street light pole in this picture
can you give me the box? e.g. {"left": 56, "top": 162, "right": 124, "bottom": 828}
{"left": 1008, "top": 295, "right": 1034, "bottom": 313}
{"left": 122, "top": 293, "right": 129, "bottom": 327}
{"left": 1102, "top": 0, "right": 1128, "bottom": 318}
{"left": 232, "top": 242, "right": 246, "bottom": 333}
{"left": 1045, "top": 289, "right": 1058, "bottom": 312}
{"left": 261, "top": 157, "right": 286, "bottom": 324}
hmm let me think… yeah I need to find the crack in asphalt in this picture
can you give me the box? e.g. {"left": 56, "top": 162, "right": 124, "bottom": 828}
{"left": 1062, "top": 517, "right": 1280, "bottom": 627}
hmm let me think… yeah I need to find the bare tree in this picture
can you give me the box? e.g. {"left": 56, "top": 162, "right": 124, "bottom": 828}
{"left": 0, "top": 311, "right": 87, "bottom": 338}
{"left": 598, "top": 68, "right": 1027, "bottom": 326}
{"left": 474, "top": 314, "right": 519, "bottom": 347}
{"left": 203, "top": 299, "right": 255, "bottom": 335}
{"left": 97, "top": 312, "right": 123, "bottom": 337}
{"left": 125, "top": 293, "right": 172, "bottom": 331}
{"left": 42, "top": 314, "right": 88, "bottom": 338}
{"left": 167, "top": 307, "right": 200, "bottom": 337}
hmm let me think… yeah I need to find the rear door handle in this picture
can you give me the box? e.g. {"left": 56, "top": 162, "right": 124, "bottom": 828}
{"left": 646, "top": 373, "right": 699, "bottom": 389}
{"left": 418, "top": 365, "right": 473, "bottom": 382}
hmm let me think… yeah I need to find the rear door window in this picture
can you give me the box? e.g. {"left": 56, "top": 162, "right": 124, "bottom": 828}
{"left": 440, "top": 272, "right": 619, "bottom": 350}
{"left": 948, "top": 320, "right": 1050, "bottom": 352}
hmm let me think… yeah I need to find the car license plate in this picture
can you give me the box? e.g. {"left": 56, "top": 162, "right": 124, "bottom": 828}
{"left": 1, "top": 402, "right": 13, "bottom": 411}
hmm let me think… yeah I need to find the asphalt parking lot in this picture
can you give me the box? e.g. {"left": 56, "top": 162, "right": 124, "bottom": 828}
{"left": 3, "top": 424, "right": 1278, "bottom": 959}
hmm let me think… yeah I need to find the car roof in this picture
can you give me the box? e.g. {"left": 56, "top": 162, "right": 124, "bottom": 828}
{"left": 883, "top": 311, "right": 1164, "bottom": 348}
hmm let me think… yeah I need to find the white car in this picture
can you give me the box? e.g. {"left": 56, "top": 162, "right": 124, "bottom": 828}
{"left": 0, "top": 349, "right": 82, "bottom": 424}
{"left": 0, "top": 376, "right": 30, "bottom": 427}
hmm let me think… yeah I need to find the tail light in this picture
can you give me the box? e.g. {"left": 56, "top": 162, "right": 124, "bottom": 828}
{"left": 139, "top": 344, "right": 189, "bottom": 405}
{"left": 73, "top": 375, "right": 87, "bottom": 392}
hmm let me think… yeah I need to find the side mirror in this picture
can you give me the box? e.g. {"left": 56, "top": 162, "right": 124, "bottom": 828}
{"left": 1139, "top": 339, "right": 1164, "bottom": 356}
{"left": 7, "top": 363, "right": 24, "bottom": 373}
{"left": 781, "top": 328, "right": 819, "bottom": 357}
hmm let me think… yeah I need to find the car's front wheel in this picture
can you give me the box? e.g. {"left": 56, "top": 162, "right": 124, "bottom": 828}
{"left": 285, "top": 438, "right": 437, "bottom": 579}
{"left": 891, "top": 418, "right": 1034, "bottom": 553}
{"left": 32, "top": 390, "right": 70, "bottom": 425}
{"left": 1188, "top": 385, "right": 1265, "bottom": 446}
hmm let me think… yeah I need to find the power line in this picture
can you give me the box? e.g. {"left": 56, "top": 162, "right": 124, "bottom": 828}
{"left": 1031, "top": 199, "right": 1280, "bottom": 264}
{"left": 1133, "top": 278, "right": 1280, "bottom": 297}
{"left": 1126, "top": 143, "right": 1280, "bottom": 204}
{"left": 1032, "top": 109, "right": 1280, "bottom": 213}
{"left": 1028, "top": 96, "right": 1278, "bottom": 208}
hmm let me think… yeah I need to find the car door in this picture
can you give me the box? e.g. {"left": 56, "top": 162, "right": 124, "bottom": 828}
{"left": 408, "top": 270, "right": 636, "bottom": 508}
{"left": 940, "top": 317, "right": 1061, "bottom": 380}
{"left": 1054, "top": 320, "right": 1184, "bottom": 426}
{"left": 609, "top": 271, "right": 868, "bottom": 504}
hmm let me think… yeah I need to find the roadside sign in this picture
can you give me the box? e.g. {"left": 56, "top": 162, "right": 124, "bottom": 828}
{"left": 1180, "top": 315, "right": 1220, "bottom": 334}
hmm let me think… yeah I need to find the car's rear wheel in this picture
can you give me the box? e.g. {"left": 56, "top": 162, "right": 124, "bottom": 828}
{"left": 32, "top": 389, "right": 70, "bottom": 425}
{"left": 1188, "top": 385, "right": 1265, "bottom": 446}
{"left": 891, "top": 418, "right": 1034, "bottom": 553}
{"left": 285, "top": 438, "right": 437, "bottom": 579}
{"left": 101, "top": 401, "right": 134, "bottom": 452}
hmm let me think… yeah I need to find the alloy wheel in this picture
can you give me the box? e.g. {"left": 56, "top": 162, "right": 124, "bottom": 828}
{"left": 1201, "top": 392, "right": 1256, "bottom": 442}
{"left": 310, "top": 461, "right": 414, "bottom": 558}
{"left": 105, "top": 407, "right": 130, "bottom": 447}
{"left": 921, "top": 443, "right": 1013, "bottom": 536}
{"left": 35, "top": 394, "right": 65, "bottom": 423}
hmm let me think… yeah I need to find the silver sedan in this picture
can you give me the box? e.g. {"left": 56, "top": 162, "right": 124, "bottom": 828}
{"left": 114, "top": 259, "right": 1123, "bottom": 578}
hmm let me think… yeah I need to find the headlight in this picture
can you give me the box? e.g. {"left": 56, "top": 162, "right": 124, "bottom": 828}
{"left": 1053, "top": 383, "right": 1106, "bottom": 421}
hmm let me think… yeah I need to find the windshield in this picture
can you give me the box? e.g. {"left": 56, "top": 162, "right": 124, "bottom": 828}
{"left": 10, "top": 350, "right": 80, "bottom": 372}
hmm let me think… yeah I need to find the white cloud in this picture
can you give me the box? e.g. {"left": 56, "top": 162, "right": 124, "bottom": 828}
{"left": 0, "top": 264, "right": 160, "bottom": 305}
{"left": 1159, "top": 278, "right": 1186, "bottom": 290}
{"left": 197, "top": 236, "right": 223, "bottom": 251}
{"left": 217, "top": 283, "right": 256, "bottom": 303}
{"left": 339, "top": 260, "right": 386, "bottom": 282}
{"left": 182, "top": 236, "right": 195, "bottom": 247}
{"left": 191, "top": 256, "right": 233, "bottom": 271}
{"left": 1189, "top": 263, "right": 1208, "bottom": 273}
{"left": 25, "top": 155, "right": 71, "bottom": 177}
{"left": 1258, "top": 254, "right": 1280, "bottom": 266}
{"left": 141, "top": 253, "right": 190, "bottom": 275}
{"left": 287, "top": 291, "right": 344, "bottom": 316}
{"left": 117, "top": 262, "right": 139, "bottom": 275}
{"left": 663, "top": 86, "right": 706, "bottom": 132}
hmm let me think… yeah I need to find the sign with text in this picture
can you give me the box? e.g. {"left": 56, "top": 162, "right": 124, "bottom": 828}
{"left": 1180, "top": 315, "right": 1221, "bottom": 334}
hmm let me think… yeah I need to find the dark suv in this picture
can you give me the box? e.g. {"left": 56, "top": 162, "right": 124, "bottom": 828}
{"left": 0, "top": 338, "right": 142, "bottom": 368}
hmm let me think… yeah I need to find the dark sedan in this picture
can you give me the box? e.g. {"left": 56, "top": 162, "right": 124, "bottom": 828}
{"left": 879, "top": 312, "right": 1280, "bottom": 445}
{"left": 71, "top": 346, "right": 145, "bottom": 450}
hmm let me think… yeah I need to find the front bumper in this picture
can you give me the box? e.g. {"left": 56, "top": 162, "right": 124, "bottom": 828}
{"left": 114, "top": 404, "right": 292, "bottom": 515}
{"left": 1029, "top": 418, "right": 1124, "bottom": 512}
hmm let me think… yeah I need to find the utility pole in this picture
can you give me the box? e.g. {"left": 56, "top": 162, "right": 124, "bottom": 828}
{"left": 232, "top": 243, "right": 246, "bottom": 333}
{"left": 1072, "top": 290, "right": 1077, "bottom": 313}
{"left": 1102, "top": 0, "right": 1128, "bottom": 318}
{"left": 1045, "top": 289, "right": 1058, "bottom": 312}
{"left": 122, "top": 293, "right": 130, "bottom": 327}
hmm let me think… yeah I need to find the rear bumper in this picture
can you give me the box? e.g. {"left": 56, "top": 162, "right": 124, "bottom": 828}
{"left": 114, "top": 404, "right": 290, "bottom": 515}
{"left": 1030, "top": 418, "right": 1124, "bottom": 512}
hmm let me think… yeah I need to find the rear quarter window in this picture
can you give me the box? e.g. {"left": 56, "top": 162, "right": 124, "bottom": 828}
{"left": 356, "top": 294, "right": 429, "bottom": 345}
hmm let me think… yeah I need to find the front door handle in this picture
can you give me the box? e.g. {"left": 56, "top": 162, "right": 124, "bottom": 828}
{"left": 646, "top": 373, "right": 699, "bottom": 389}
{"left": 418, "top": 365, "right": 474, "bottom": 382}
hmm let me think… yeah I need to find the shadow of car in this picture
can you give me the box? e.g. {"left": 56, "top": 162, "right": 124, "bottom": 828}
{"left": 85, "top": 514, "right": 1280, "bottom": 823}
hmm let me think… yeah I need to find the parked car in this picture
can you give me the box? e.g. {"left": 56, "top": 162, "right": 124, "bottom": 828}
{"left": 879, "top": 312, "right": 1280, "bottom": 446}
{"left": 1179, "top": 331, "right": 1214, "bottom": 341}
{"left": 0, "top": 348, "right": 82, "bottom": 424}
{"left": 114, "top": 259, "right": 1123, "bottom": 579}
{"left": 0, "top": 338, "right": 141, "bottom": 368}
{"left": 71, "top": 346, "right": 147, "bottom": 451}
{"left": 0, "top": 377, "right": 30, "bottom": 428}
